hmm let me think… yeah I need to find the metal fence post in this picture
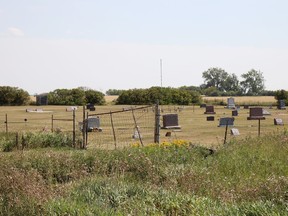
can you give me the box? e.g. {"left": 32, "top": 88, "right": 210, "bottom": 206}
{"left": 154, "top": 102, "right": 160, "bottom": 144}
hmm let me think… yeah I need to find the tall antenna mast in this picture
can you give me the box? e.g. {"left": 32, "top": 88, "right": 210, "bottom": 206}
{"left": 160, "top": 59, "right": 163, "bottom": 87}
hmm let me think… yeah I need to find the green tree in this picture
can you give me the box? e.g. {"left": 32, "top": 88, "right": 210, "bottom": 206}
{"left": 223, "top": 73, "right": 240, "bottom": 92}
{"left": 106, "top": 89, "right": 125, "bottom": 95}
{"left": 202, "top": 68, "right": 229, "bottom": 91}
{"left": 240, "top": 69, "right": 265, "bottom": 95}
{"left": 85, "top": 89, "right": 105, "bottom": 105}
{"left": 116, "top": 87, "right": 201, "bottom": 105}
{"left": 0, "top": 86, "right": 30, "bottom": 106}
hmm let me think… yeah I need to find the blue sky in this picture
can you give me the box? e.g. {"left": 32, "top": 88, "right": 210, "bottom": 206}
{"left": 1, "top": 0, "right": 288, "bottom": 94}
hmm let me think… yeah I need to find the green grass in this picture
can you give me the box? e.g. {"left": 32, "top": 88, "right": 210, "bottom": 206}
{"left": 0, "top": 132, "right": 287, "bottom": 215}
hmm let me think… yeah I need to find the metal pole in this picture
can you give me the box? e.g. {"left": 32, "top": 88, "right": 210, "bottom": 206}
{"left": 154, "top": 102, "right": 160, "bottom": 144}
{"left": 110, "top": 112, "right": 117, "bottom": 149}
{"left": 258, "top": 119, "right": 261, "bottom": 136}
{"left": 85, "top": 111, "right": 88, "bottom": 148}
{"left": 131, "top": 108, "right": 144, "bottom": 147}
{"left": 160, "top": 59, "right": 163, "bottom": 87}
{"left": 223, "top": 120, "right": 228, "bottom": 145}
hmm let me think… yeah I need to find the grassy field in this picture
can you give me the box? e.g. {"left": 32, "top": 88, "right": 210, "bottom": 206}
{"left": 0, "top": 133, "right": 287, "bottom": 215}
{"left": 0, "top": 96, "right": 287, "bottom": 149}
{"left": 0, "top": 96, "right": 287, "bottom": 215}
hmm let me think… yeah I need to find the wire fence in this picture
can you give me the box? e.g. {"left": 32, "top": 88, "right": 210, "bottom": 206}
{"left": 1, "top": 104, "right": 287, "bottom": 150}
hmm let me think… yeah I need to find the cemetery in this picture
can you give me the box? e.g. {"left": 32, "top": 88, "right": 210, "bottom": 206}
{"left": 1, "top": 101, "right": 288, "bottom": 147}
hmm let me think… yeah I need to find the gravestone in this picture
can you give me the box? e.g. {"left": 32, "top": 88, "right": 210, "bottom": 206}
{"left": 262, "top": 109, "right": 271, "bottom": 115}
{"left": 66, "top": 106, "right": 78, "bottom": 112}
{"left": 207, "top": 116, "right": 215, "bottom": 121}
{"left": 80, "top": 117, "right": 101, "bottom": 132}
{"left": 232, "top": 110, "right": 238, "bottom": 116}
{"left": 274, "top": 118, "right": 284, "bottom": 125}
{"left": 86, "top": 103, "right": 95, "bottom": 110}
{"left": 278, "top": 100, "right": 286, "bottom": 110}
{"left": 162, "top": 114, "right": 181, "bottom": 129}
{"left": 231, "top": 128, "right": 240, "bottom": 135}
{"left": 227, "top": 97, "right": 236, "bottom": 109}
{"left": 204, "top": 105, "right": 216, "bottom": 114}
{"left": 132, "top": 127, "right": 142, "bottom": 139}
{"left": 247, "top": 107, "right": 265, "bottom": 120}
{"left": 243, "top": 105, "right": 249, "bottom": 109}
{"left": 218, "top": 117, "right": 234, "bottom": 127}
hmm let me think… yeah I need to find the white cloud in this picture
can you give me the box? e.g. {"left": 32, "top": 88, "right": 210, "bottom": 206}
{"left": 7, "top": 27, "right": 24, "bottom": 37}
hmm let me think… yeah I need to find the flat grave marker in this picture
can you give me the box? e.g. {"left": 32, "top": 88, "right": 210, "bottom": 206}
{"left": 274, "top": 118, "right": 284, "bottom": 126}
{"left": 207, "top": 116, "right": 215, "bottom": 121}
{"left": 231, "top": 128, "right": 240, "bottom": 136}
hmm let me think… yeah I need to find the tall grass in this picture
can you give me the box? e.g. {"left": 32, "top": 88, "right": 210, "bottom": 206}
{"left": 0, "top": 133, "right": 287, "bottom": 215}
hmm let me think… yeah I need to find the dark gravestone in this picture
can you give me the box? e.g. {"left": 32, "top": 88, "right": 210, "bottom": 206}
{"left": 244, "top": 105, "right": 249, "bottom": 109}
{"left": 89, "top": 107, "right": 96, "bottom": 111}
{"left": 207, "top": 116, "right": 215, "bottom": 121}
{"left": 232, "top": 110, "right": 238, "bottom": 116}
{"left": 247, "top": 107, "right": 265, "bottom": 120}
{"left": 204, "top": 105, "right": 216, "bottom": 114}
{"left": 218, "top": 117, "right": 234, "bottom": 127}
{"left": 231, "top": 128, "right": 240, "bottom": 135}
{"left": 200, "top": 104, "right": 206, "bottom": 108}
{"left": 86, "top": 103, "right": 95, "bottom": 110}
{"left": 162, "top": 114, "right": 181, "bottom": 129}
{"left": 278, "top": 100, "right": 286, "bottom": 110}
{"left": 274, "top": 118, "right": 284, "bottom": 125}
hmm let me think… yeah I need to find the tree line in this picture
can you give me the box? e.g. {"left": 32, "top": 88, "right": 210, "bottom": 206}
{"left": 0, "top": 67, "right": 287, "bottom": 106}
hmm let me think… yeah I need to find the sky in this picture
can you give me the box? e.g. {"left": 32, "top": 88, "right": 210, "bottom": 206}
{"left": 1, "top": 0, "right": 288, "bottom": 95}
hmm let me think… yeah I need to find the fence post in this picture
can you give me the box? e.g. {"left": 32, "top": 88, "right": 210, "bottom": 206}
{"left": 85, "top": 111, "right": 89, "bottom": 148}
{"left": 223, "top": 120, "right": 229, "bottom": 145}
{"left": 5, "top": 114, "right": 8, "bottom": 133}
{"left": 51, "top": 115, "right": 54, "bottom": 132}
{"left": 82, "top": 105, "right": 86, "bottom": 149}
{"left": 154, "top": 102, "right": 160, "bottom": 144}
{"left": 73, "top": 109, "right": 76, "bottom": 147}
{"left": 131, "top": 108, "right": 144, "bottom": 147}
{"left": 16, "top": 132, "right": 19, "bottom": 149}
{"left": 110, "top": 111, "right": 117, "bottom": 149}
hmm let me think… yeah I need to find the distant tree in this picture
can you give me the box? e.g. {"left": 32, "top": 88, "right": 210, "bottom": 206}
{"left": 0, "top": 86, "right": 30, "bottom": 106}
{"left": 116, "top": 87, "right": 201, "bottom": 105}
{"left": 274, "top": 89, "right": 288, "bottom": 105}
{"left": 178, "top": 86, "right": 202, "bottom": 94}
{"left": 202, "top": 68, "right": 230, "bottom": 91}
{"left": 223, "top": 73, "right": 240, "bottom": 92}
{"left": 240, "top": 69, "right": 265, "bottom": 95}
{"left": 85, "top": 89, "right": 105, "bottom": 105}
{"left": 106, "top": 89, "right": 125, "bottom": 95}
{"left": 48, "top": 88, "right": 105, "bottom": 105}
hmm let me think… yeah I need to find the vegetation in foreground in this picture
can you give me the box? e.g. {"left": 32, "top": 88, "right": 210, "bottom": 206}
{"left": 0, "top": 132, "right": 287, "bottom": 215}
